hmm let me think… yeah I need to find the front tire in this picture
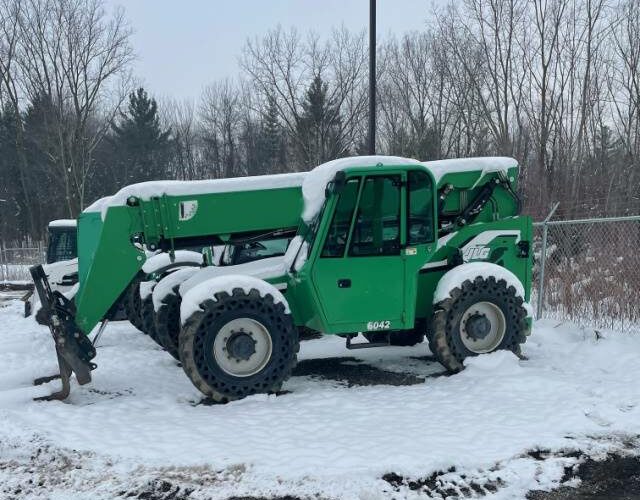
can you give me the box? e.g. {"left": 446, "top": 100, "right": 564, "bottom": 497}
{"left": 432, "top": 275, "right": 528, "bottom": 372}
{"left": 179, "top": 288, "right": 299, "bottom": 402}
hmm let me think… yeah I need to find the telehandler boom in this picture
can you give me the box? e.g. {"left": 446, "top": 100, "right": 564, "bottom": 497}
{"left": 31, "top": 173, "right": 305, "bottom": 399}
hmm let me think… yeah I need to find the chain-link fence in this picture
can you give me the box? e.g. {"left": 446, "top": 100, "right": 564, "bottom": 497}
{"left": 0, "top": 242, "right": 44, "bottom": 282}
{"left": 534, "top": 215, "right": 640, "bottom": 333}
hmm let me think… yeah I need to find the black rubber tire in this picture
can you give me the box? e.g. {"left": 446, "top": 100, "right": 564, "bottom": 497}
{"left": 364, "top": 329, "right": 425, "bottom": 346}
{"left": 154, "top": 286, "right": 182, "bottom": 360}
{"left": 124, "top": 282, "right": 145, "bottom": 333}
{"left": 141, "top": 293, "right": 163, "bottom": 345}
{"left": 431, "top": 275, "right": 529, "bottom": 372}
{"left": 426, "top": 330, "right": 437, "bottom": 356}
{"left": 179, "top": 288, "right": 299, "bottom": 402}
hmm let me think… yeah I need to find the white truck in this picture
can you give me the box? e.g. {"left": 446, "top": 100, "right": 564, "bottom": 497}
{"left": 25, "top": 220, "right": 78, "bottom": 318}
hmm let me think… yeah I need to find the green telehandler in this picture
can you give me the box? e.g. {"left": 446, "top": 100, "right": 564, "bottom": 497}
{"left": 32, "top": 156, "right": 533, "bottom": 402}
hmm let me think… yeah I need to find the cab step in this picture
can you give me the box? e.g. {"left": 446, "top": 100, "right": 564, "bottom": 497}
{"left": 345, "top": 333, "right": 390, "bottom": 350}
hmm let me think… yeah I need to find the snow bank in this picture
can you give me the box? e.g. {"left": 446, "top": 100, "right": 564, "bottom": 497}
{"left": 462, "top": 350, "right": 522, "bottom": 374}
{"left": 180, "top": 274, "right": 290, "bottom": 323}
{"left": 178, "top": 256, "right": 287, "bottom": 298}
{"left": 152, "top": 267, "right": 200, "bottom": 311}
{"left": 433, "top": 262, "right": 525, "bottom": 303}
{"left": 424, "top": 156, "right": 517, "bottom": 185}
{"left": 301, "top": 155, "right": 420, "bottom": 222}
{"left": 1, "top": 299, "right": 640, "bottom": 499}
{"left": 141, "top": 250, "right": 203, "bottom": 274}
{"left": 48, "top": 219, "right": 77, "bottom": 228}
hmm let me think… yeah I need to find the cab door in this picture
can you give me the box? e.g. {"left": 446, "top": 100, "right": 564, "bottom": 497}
{"left": 312, "top": 174, "right": 407, "bottom": 332}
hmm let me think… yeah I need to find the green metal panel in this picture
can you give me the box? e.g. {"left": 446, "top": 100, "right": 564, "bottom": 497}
{"left": 76, "top": 212, "right": 104, "bottom": 288}
{"left": 75, "top": 206, "right": 146, "bottom": 333}
{"left": 136, "top": 187, "right": 303, "bottom": 248}
{"left": 413, "top": 217, "right": 533, "bottom": 323}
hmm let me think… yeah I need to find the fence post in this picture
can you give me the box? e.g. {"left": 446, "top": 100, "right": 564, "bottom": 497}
{"left": 0, "top": 243, "right": 5, "bottom": 282}
{"left": 536, "top": 203, "right": 559, "bottom": 320}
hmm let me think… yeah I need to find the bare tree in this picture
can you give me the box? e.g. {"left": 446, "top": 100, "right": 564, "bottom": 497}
{"left": 0, "top": 0, "right": 37, "bottom": 236}
{"left": 162, "top": 97, "right": 201, "bottom": 180}
{"left": 241, "top": 26, "right": 367, "bottom": 168}
{"left": 15, "top": 0, "right": 133, "bottom": 213}
{"left": 200, "top": 79, "right": 242, "bottom": 178}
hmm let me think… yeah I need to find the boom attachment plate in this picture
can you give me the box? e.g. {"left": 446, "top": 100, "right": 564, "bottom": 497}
{"left": 29, "top": 265, "right": 97, "bottom": 401}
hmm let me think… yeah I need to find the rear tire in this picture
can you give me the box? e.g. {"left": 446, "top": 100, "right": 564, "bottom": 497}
{"left": 179, "top": 288, "right": 299, "bottom": 402}
{"left": 431, "top": 275, "right": 528, "bottom": 372}
{"left": 141, "top": 293, "right": 163, "bottom": 345}
{"left": 124, "top": 282, "right": 145, "bottom": 333}
{"left": 154, "top": 286, "right": 182, "bottom": 360}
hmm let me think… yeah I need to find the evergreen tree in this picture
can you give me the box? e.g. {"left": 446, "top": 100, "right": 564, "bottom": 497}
{"left": 295, "top": 75, "right": 346, "bottom": 168}
{"left": 0, "top": 106, "right": 22, "bottom": 241}
{"left": 110, "top": 88, "right": 171, "bottom": 186}
{"left": 262, "top": 96, "right": 286, "bottom": 172}
{"left": 241, "top": 97, "right": 288, "bottom": 176}
{"left": 22, "top": 94, "right": 63, "bottom": 230}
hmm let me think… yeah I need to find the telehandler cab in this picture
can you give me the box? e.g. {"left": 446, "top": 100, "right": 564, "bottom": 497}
{"left": 32, "top": 157, "right": 533, "bottom": 402}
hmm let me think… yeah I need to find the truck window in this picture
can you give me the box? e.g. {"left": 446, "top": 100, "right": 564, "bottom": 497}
{"left": 321, "top": 178, "right": 360, "bottom": 257}
{"left": 47, "top": 229, "right": 77, "bottom": 264}
{"left": 407, "top": 170, "right": 435, "bottom": 244}
{"left": 349, "top": 175, "right": 401, "bottom": 257}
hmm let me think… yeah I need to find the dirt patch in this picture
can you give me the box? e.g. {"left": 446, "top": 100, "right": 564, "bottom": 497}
{"left": 292, "top": 356, "right": 427, "bottom": 387}
{"left": 382, "top": 466, "right": 505, "bottom": 497}
{"left": 119, "top": 479, "right": 193, "bottom": 499}
{"left": 382, "top": 448, "right": 640, "bottom": 499}
{"left": 528, "top": 453, "right": 640, "bottom": 500}
{"left": 227, "top": 497, "right": 305, "bottom": 500}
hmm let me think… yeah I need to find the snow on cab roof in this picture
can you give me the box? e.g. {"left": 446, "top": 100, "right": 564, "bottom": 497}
{"left": 302, "top": 155, "right": 421, "bottom": 222}
{"left": 48, "top": 219, "right": 77, "bottom": 227}
{"left": 84, "top": 172, "right": 307, "bottom": 219}
{"left": 301, "top": 155, "right": 518, "bottom": 222}
{"left": 422, "top": 156, "right": 518, "bottom": 185}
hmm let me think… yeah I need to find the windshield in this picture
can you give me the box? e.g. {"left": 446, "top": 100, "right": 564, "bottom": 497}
{"left": 47, "top": 227, "right": 77, "bottom": 264}
{"left": 223, "top": 236, "right": 292, "bottom": 266}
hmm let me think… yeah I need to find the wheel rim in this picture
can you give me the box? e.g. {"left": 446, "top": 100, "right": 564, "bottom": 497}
{"left": 213, "top": 318, "right": 273, "bottom": 377}
{"left": 460, "top": 301, "right": 506, "bottom": 354}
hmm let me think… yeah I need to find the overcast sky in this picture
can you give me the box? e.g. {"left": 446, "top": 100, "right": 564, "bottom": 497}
{"left": 104, "top": 0, "right": 435, "bottom": 101}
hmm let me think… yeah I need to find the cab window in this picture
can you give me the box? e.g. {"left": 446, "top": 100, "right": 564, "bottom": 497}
{"left": 407, "top": 170, "right": 434, "bottom": 244}
{"left": 321, "top": 178, "right": 360, "bottom": 257}
{"left": 348, "top": 176, "right": 401, "bottom": 256}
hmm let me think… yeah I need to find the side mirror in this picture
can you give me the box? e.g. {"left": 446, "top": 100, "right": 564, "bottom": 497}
{"left": 325, "top": 170, "right": 347, "bottom": 198}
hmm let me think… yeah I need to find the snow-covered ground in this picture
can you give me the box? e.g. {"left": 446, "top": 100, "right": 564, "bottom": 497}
{"left": 0, "top": 296, "right": 639, "bottom": 499}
